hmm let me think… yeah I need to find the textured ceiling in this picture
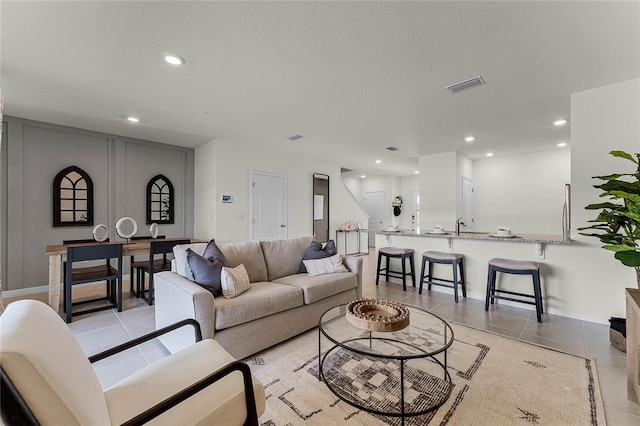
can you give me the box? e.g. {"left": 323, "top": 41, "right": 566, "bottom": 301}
{"left": 2, "top": 1, "right": 638, "bottom": 177}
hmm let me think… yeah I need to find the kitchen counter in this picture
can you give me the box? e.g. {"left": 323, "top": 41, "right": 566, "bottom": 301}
{"left": 377, "top": 229, "right": 569, "bottom": 245}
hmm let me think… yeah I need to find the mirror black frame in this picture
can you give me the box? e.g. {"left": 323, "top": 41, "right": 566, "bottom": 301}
{"left": 313, "top": 173, "right": 330, "bottom": 242}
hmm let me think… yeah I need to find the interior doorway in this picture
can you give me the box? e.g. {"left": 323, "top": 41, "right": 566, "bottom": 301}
{"left": 410, "top": 190, "right": 419, "bottom": 232}
{"left": 363, "top": 190, "right": 384, "bottom": 247}
{"left": 462, "top": 176, "right": 474, "bottom": 232}
{"left": 250, "top": 171, "right": 288, "bottom": 241}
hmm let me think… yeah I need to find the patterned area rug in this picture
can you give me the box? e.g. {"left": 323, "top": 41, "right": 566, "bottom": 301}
{"left": 246, "top": 323, "right": 605, "bottom": 425}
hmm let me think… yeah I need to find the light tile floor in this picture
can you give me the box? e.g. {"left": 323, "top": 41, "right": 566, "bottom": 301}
{"left": 6, "top": 248, "right": 639, "bottom": 424}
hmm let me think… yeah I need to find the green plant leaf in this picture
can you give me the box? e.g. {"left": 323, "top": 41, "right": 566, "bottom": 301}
{"left": 584, "top": 202, "right": 622, "bottom": 210}
{"left": 610, "top": 190, "right": 640, "bottom": 202}
{"left": 610, "top": 150, "right": 639, "bottom": 164}
{"left": 615, "top": 250, "right": 640, "bottom": 267}
{"left": 603, "top": 244, "right": 637, "bottom": 252}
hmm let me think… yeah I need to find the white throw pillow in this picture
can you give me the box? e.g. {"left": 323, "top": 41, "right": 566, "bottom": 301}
{"left": 303, "top": 254, "right": 348, "bottom": 276}
{"left": 220, "top": 263, "right": 251, "bottom": 299}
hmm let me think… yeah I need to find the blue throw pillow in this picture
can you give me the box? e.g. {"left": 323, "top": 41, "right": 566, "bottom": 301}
{"left": 298, "top": 240, "right": 337, "bottom": 273}
{"left": 186, "top": 249, "right": 225, "bottom": 296}
{"left": 202, "top": 239, "right": 229, "bottom": 266}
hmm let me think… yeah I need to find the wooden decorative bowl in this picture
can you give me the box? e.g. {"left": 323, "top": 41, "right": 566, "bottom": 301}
{"left": 345, "top": 299, "right": 410, "bottom": 332}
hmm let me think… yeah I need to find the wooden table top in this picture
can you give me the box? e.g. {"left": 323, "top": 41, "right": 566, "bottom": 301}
{"left": 45, "top": 237, "right": 204, "bottom": 256}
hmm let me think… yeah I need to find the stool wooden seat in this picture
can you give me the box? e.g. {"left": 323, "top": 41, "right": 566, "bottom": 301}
{"left": 419, "top": 251, "right": 466, "bottom": 303}
{"left": 485, "top": 258, "right": 543, "bottom": 322}
{"left": 376, "top": 247, "right": 415, "bottom": 291}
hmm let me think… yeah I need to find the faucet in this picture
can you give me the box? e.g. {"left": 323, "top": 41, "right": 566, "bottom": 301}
{"left": 456, "top": 217, "right": 465, "bottom": 236}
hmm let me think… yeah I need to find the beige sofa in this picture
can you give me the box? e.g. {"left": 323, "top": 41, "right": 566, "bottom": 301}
{"left": 154, "top": 236, "right": 363, "bottom": 359}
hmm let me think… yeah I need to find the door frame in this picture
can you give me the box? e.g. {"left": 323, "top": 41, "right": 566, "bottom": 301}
{"left": 249, "top": 170, "right": 288, "bottom": 240}
{"left": 462, "top": 176, "right": 474, "bottom": 232}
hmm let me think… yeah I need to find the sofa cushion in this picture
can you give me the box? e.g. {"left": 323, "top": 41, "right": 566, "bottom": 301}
{"left": 298, "top": 239, "right": 336, "bottom": 273}
{"left": 201, "top": 239, "right": 229, "bottom": 266}
{"left": 273, "top": 272, "right": 357, "bottom": 304}
{"left": 220, "top": 264, "right": 251, "bottom": 299}
{"left": 218, "top": 240, "right": 268, "bottom": 283}
{"left": 186, "top": 249, "right": 225, "bottom": 296}
{"left": 260, "top": 236, "right": 313, "bottom": 281}
{"left": 303, "top": 253, "right": 348, "bottom": 276}
{"left": 105, "top": 339, "right": 266, "bottom": 425}
{"left": 213, "top": 282, "right": 304, "bottom": 330}
{"left": 173, "top": 242, "right": 208, "bottom": 277}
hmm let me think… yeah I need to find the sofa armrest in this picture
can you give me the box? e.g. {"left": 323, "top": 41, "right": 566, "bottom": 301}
{"left": 342, "top": 255, "right": 363, "bottom": 299}
{"left": 154, "top": 271, "right": 217, "bottom": 353}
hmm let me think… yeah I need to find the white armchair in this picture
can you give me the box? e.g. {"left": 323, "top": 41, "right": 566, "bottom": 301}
{"left": 0, "top": 300, "right": 265, "bottom": 425}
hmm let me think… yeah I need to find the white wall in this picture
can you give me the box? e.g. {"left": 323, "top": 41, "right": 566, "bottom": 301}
{"left": 474, "top": 149, "right": 571, "bottom": 234}
{"left": 419, "top": 151, "right": 457, "bottom": 230}
{"left": 569, "top": 78, "right": 640, "bottom": 317}
{"left": 194, "top": 138, "right": 368, "bottom": 244}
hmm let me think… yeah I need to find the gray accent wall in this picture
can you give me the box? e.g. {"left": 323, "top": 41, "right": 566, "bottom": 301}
{"left": 2, "top": 116, "right": 195, "bottom": 292}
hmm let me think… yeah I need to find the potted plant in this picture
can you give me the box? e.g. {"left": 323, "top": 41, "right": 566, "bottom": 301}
{"left": 578, "top": 150, "right": 640, "bottom": 351}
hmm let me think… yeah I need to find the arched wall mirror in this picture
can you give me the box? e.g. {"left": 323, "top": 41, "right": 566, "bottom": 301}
{"left": 52, "top": 165, "right": 94, "bottom": 227}
{"left": 146, "top": 174, "right": 174, "bottom": 224}
{"left": 313, "top": 173, "right": 329, "bottom": 242}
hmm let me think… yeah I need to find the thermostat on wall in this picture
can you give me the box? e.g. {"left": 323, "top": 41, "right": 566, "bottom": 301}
{"left": 221, "top": 195, "right": 233, "bottom": 203}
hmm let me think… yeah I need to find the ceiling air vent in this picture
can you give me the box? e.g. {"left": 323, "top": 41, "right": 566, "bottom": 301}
{"left": 340, "top": 167, "right": 354, "bottom": 173}
{"left": 445, "top": 76, "right": 486, "bottom": 94}
{"left": 287, "top": 134, "right": 304, "bottom": 141}
{"left": 386, "top": 146, "right": 399, "bottom": 151}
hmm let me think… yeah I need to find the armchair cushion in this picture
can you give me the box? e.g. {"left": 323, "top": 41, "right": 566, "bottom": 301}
{"left": 105, "top": 339, "right": 266, "bottom": 425}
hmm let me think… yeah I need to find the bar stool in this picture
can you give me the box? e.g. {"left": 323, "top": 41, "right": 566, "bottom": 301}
{"left": 375, "top": 247, "right": 416, "bottom": 291}
{"left": 485, "top": 258, "right": 543, "bottom": 322}
{"left": 419, "top": 251, "right": 466, "bottom": 303}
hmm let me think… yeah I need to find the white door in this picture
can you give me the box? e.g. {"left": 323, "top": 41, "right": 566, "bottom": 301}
{"left": 363, "top": 190, "right": 384, "bottom": 246}
{"left": 462, "top": 176, "right": 474, "bottom": 232}
{"left": 410, "top": 190, "right": 419, "bottom": 232}
{"left": 250, "top": 171, "right": 287, "bottom": 240}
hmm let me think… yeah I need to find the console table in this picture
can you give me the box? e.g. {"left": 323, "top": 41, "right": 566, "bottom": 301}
{"left": 335, "top": 229, "right": 368, "bottom": 255}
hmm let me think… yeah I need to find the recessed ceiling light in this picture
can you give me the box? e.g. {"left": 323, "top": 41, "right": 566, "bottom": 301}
{"left": 164, "top": 53, "right": 185, "bottom": 65}
{"left": 557, "top": 142, "right": 568, "bottom": 147}
{"left": 486, "top": 152, "right": 494, "bottom": 157}
{"left": 375, "top": 160, "right": 382, "bottom": 164}
{"left": 360, "top": 175, "right": 366, "bottom": 178}
{"left": 414, "top": 170, "right": 419, "bottom": 174}
{"left": 554, "top": 119, "right": 567, "bottom": 126}
{"left": 127, "top": 116, "right": 139, "bottom": 123}
{"left": 465, "top": 136, "right": 475, "bottom": 142}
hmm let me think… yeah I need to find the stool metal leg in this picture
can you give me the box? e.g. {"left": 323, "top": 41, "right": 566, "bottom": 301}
{"left": 485, "top": 266, "right": 494, "bottom": 311}
{"left": 409, "top": 254, "right": 416, "bottom": 287}
{"left": 385, "top": 256, "right": 390, "bottom": 283}
{"left": 375, "top": 252, "right": 382, "bottom": 286}
{"left": 533, "top": 270, "right": 542, "bottom": 322}
{"left": 419, "top": 256, "right": 427, "bottom": 295}
{"left": 401, "top": 255, "right": 407, "bottom": 291}
{"left": 459, "top": 260, "right": 467, "bottom": 298}
{"left": 427, "top": 262, "right": 434, "bottom": 291}
{"left": 452, "top": 260, "right": 459, "bottom": 303}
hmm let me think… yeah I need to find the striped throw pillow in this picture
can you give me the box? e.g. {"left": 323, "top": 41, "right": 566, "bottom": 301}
{"left": 220, "top": 263, "right": 251, "bottom": 299}
{"left": 303, "top": 254, "right": 348, "bottom": 277}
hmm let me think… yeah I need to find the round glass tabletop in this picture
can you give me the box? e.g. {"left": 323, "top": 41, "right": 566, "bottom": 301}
{"left": 319, "top": 302, "right": 454, "bottom": 360}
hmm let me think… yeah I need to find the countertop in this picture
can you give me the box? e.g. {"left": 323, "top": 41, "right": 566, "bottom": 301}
{"left": 376, "top": 229, "right": 570, "bottom": 245}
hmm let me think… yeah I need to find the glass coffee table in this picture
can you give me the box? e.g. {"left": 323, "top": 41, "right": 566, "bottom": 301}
{"left": 318, "top": 302, "right": 454, "bottom": 425}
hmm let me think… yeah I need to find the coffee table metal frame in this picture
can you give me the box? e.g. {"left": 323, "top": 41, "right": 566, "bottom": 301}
{"left": 318, "top": 303, "right": 454, "bottom": 425}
